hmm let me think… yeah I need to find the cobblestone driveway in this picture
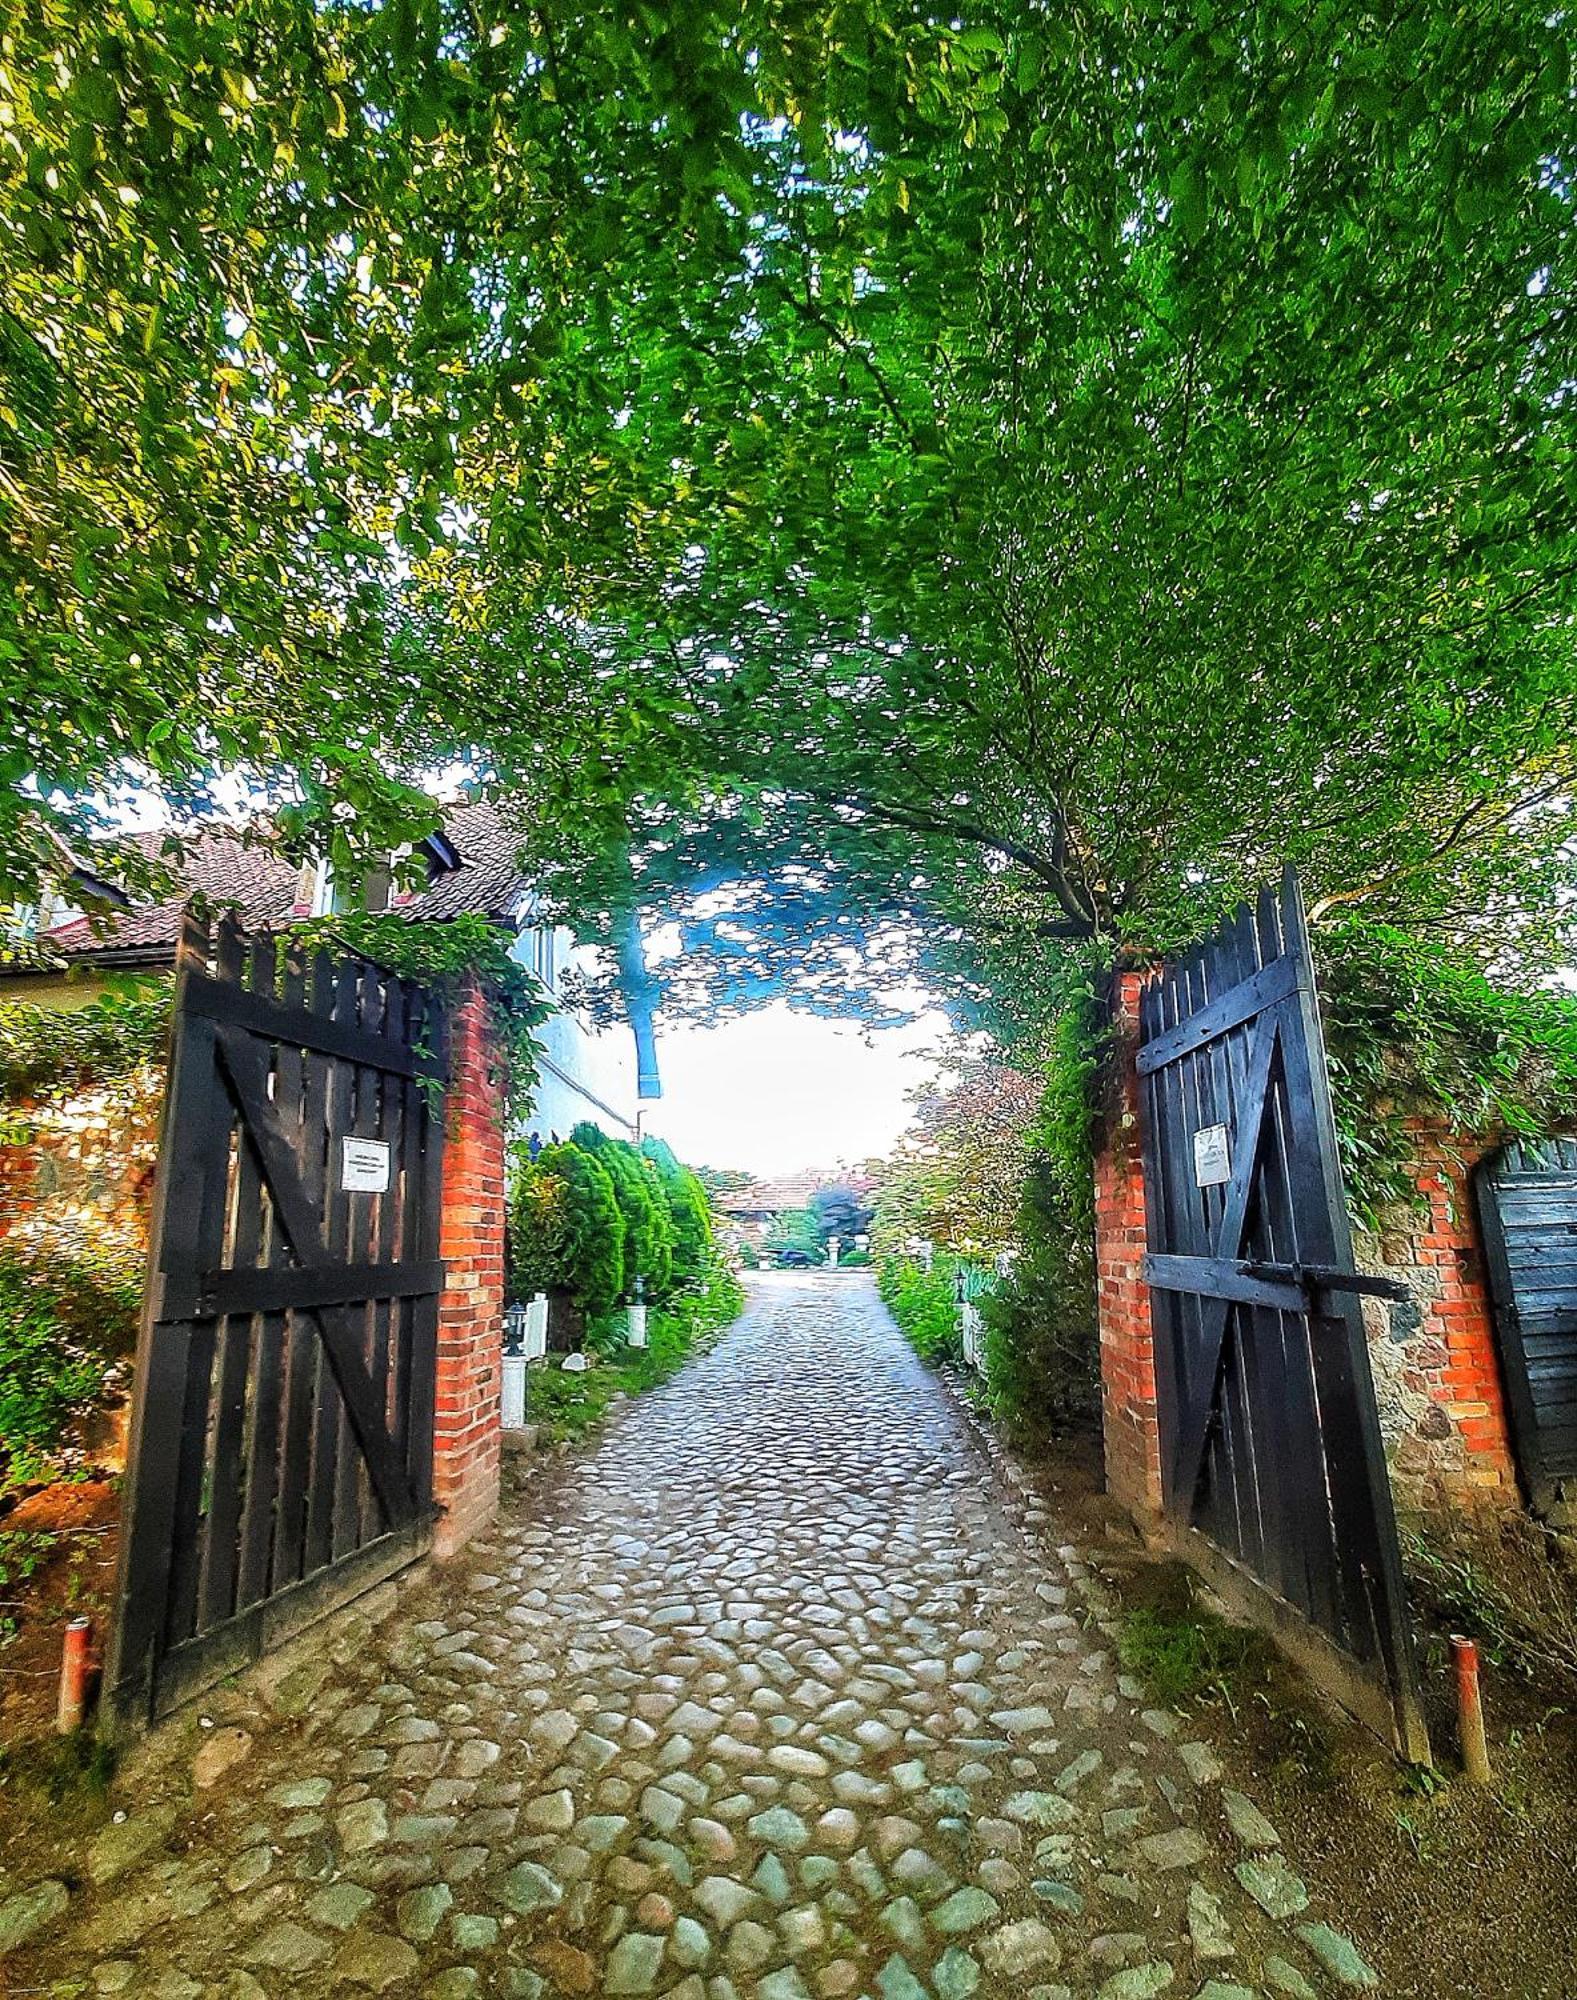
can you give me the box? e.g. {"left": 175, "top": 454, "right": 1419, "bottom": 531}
{"left": 9, "top": 1272, "right": 1378, "bottom": 1998}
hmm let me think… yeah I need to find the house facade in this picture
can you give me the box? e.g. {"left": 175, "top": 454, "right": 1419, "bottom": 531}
{"left": 1, "top": 799, "right": 650, "bottom": 1151}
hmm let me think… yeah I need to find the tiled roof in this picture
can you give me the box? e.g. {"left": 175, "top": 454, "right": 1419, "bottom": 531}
{"left": 28, "top": 800, "right": 531, "bottom": 967}
{"left": 716, "top": 1171, "right": 874, "bottom": 1214}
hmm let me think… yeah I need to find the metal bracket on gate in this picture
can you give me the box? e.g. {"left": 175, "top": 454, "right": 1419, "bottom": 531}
{"left": 1236, "top": 1258, "right": 1410, "bottom": 1308}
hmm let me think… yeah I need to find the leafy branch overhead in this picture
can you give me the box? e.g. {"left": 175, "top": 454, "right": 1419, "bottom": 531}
{"left": 2, "top": 2, "right": 1573, "bottom": 1065}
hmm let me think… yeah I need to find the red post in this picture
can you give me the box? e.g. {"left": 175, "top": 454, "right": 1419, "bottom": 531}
{"left": 57, "top": 1617, "right": 94, "bottom": 1734}
{"left": 1451, "top": 1634, "right": 1491, "bottom": 1784}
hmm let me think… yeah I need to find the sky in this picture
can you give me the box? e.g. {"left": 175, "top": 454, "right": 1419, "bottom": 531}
{"left": 642, "top": 1001, "right": 955, "bottom": 1176}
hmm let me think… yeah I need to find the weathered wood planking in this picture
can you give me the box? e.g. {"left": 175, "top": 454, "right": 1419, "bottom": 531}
{"left": 1474, "top": 1136, "right": 1577, "bottom": 1508}
{"left": 1137, "top": 868, "right": 1429, "bottom": 1761}
{"left": 104, "top": 913, "right": 448, "bottom": 1727}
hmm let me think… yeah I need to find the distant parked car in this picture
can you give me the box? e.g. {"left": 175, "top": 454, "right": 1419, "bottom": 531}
{"left": 776, "top": 1247, "right": 815, "bottom": 1267}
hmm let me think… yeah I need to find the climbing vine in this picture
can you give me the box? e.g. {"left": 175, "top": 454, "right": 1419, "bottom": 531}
{"left": 296, "top": 912, "right": 554, "bottom": 1128}
{"left": 0, "top": 982, "right": 171, "bottom": 1102}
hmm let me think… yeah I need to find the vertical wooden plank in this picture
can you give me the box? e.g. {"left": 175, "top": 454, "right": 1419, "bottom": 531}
{"left": 272, "top": 946, "right": 334, "bottom": 1592}
{"left": 406, "top": 988, "right": 448, "bottom": 1508}
{"left": 1151, "top": 960, "right": 1197, "bottom": 1517}
{"left": 105, "top": 913, "right": 217, "bottom": 1719}
{"left": 197, "top": 931, "right": 275, "bottom": 1630}
{"left": 336, "top": 963, "right": 386, "bottom": 1556}
{"left": 163, "top": 915, "right": 247, "bottom": 1650}
{"left": 236, "top": 937, "right": 305, "bottom": 1607}
{"left": 1279, "top": 871, "right": 1428, "bottom": 1756}
{"left": 305, "top": 957, "right": 362, "bottom": 1575}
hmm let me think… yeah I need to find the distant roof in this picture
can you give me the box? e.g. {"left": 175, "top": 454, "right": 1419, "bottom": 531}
{"left": 714, "top": 1171, "right": 873, "bottom": 1215}
{"left": 19, "top": 800, "right": 531, "bottom": 970}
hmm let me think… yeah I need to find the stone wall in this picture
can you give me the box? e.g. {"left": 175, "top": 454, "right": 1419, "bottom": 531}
{"left": 0, "top": 1068, "right": 162, "bottom": 1260}
{"left": 1353, "top": 1117, "right": 1517, "bottom": 1513}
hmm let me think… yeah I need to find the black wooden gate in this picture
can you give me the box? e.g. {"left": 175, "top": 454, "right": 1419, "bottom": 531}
{"left": 1138, "top": 868, "right": 1428, "bottom": 1758}
{"left": 1474, "top": 1136, "right": 1577, "bottom": 1511}
{"left": 106, "top": 912, "right": 448, "bottom": 1724}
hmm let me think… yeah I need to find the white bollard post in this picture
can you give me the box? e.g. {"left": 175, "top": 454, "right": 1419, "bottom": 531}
{"left": 627, "top": 1301, "right": 648, "bottom": 1349}
{"left": 501, "top": 1351, "right": 528, "bottom": 1429}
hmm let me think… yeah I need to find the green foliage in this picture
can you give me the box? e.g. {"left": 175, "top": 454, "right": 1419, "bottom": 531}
{"left": 838, "top": 1248, "right": 871, "bottom": 1268}
{"left": 526, "top": 1252, "right": 744, "bottom": 1443}
{"left": 0, "top": 1235, "right": 142, "bottom": 1494}
{"left": 0, "top": 983, "right": 171, "bottom": 1100}
{"left": 1318, "top": 922, "right": 1577, "bottom": 1222}
{"left": 305, "top": 911, "right": 551, "bottom": 1128}
{"left": 640, "top": 1138, "right": 714, "bottom": 1295}
{"left": 508, "top": 1141, "right": 625, "bottom": 1322}
{"left": 878, "top": 1254, "right": 964, "bottom": 1370}
{"left": 765, "top": 1208, "right": 822, "bottom": 1259}
{"left": 981, "top": 1152, "right": 1101, "bottom": 1438}
{"left": 570, "top": 1123, "right": 673, "bottom": 1299}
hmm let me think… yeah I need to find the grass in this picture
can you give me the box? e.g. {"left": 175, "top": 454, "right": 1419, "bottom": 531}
{"left": 526, "top": 1265, "right": 744, "bottom": 1444}
{"left": 1114, "top": 1560, "right": 1335, "bottom": 1786}
{"left": 1400, "top": 1510, "right": 1577, "bottom": 1692}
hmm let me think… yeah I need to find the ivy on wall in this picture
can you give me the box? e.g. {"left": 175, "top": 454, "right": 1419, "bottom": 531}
{"left": 0, "top": 982, "right": 172, "bottom": 1102}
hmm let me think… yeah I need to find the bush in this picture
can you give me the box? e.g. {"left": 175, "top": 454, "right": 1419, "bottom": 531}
{"left": 526, "top": 1250, "right": 746, "bottom": 1443}
{"left": 0, "top": 1234, "right": 142, "bottom": 1494}
{"left": 570, "top": 1123, "right": 673, "bottom": 1299}
{"left": 509, "top": 1141, "right": 625, "bottom": 1336}
{"left": 981, "top": 1153, "right": 1101, "bottom": 1437}
{"left": 839, "top": 1248, "right": 872, "bottom": 1267}
{"left": 640, "top": 1137, "right": 714, "bottom": 1293}
{"left": 878, "top": 1254, "right": 964, "bottom": 1367}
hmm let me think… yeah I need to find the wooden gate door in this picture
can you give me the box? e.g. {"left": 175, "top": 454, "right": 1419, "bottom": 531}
{"left": 106, "top": 912, "right": 448, "bottom": 1724}
{"left": 1138, "top": 868, "right": 1428, "bottom": 1758}
{"left": 1474, "top": 1136, "right": 1577, "bottom": 1511}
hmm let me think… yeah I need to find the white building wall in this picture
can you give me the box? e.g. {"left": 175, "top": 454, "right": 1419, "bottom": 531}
{"left": 512, "top": 924, "right": 640, "bottom": 1146}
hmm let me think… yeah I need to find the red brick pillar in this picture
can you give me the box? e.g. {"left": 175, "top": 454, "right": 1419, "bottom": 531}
{"left": 432, "top": 982, "right": 506, "bottom": 1558}
{"left": 1094, "top": 966, "right": 1165, "bottom": 1530}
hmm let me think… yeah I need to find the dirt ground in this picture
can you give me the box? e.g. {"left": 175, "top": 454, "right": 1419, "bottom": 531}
{"left": 0, "top": 1479, "right": 121, "bottom": 1853}
{"left": 1018, "top": 1428, "right": 1577, "bottom": 2000}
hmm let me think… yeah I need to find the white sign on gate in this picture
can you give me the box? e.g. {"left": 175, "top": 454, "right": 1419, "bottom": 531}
{"left": 1192, "top": 1123, "right": 1231, "bottom": 1188}
{"left": 341, "top": 1137, "right": 392, "bottom": 1193}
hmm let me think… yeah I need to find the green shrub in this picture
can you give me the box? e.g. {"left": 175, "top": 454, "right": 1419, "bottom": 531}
{"left": 509, "top": 1141, "right": 625, "bottom": 1329}
{"left": 878, "top": 1254, "right": 964, "bottom": 1367}
{"left": 981, "top": 1153, "right": 1100, "bottom": 1437}
{"left": 640, "top": 1138, "right": 713, "bottom": 1294}
{"left": 528, "top": 1249, "right": 745, "bottom": 1442}
{"left": 0, "top": 1235, "right": 142, "bottom": 1494}
{"left": 839, "top": 1248, "right": 872, "bottom": 1267}
{"left": 570, "top": 1123, "right": 673, "bottom": 1299}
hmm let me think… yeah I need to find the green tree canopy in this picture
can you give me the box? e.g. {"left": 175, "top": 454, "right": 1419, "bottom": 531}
{"left": 5, "top": 0, "right": 1573, "bottom": 1056}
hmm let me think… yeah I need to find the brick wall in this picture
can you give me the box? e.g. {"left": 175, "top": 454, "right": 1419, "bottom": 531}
{"left": 1094, "top": 966, "right": 1164, "bottom": 1528}
{"left": 1355, "top": 1117, "right": 1516, "bottom": 1511}
{"left": 432, "top": 982, "right": 507, "bottom": 1559}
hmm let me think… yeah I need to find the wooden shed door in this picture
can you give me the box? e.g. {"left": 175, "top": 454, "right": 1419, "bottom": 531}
{"left": 1475, "top": 1137, "right": 1577, "bottom": 1510}
{"left": 105, "top": 913, "right": 447, "bottom": 1725}
{"left": 1138, "top": 868, "right": 1428, "bottom": 1759}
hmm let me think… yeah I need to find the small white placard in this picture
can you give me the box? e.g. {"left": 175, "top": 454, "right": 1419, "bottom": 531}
{"left": 1193, "top": 1123, "right": 1231, "bottom": 1188}
{"left": 341, "top": 1137, "right": 392, "bottom": 1193}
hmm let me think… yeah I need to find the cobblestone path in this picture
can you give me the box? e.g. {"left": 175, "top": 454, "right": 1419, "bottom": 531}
{"left": 8, "top": 1273, "right": 1379, "bottom": 1999}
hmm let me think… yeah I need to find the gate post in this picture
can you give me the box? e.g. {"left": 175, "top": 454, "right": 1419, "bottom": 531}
{"left": 1094, "top": 965, "right": 1164, "bottom": 1532}
{"left": 432, "top": 981, "right": 506, "bottom": 1558}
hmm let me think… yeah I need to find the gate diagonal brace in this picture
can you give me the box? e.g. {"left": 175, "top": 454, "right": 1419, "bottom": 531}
{"left": 212, "top": 1024, "right": 413, "bottom": 1526}
{"left": 1169, "top": 1013, "right": 1280, "bottom": 1508}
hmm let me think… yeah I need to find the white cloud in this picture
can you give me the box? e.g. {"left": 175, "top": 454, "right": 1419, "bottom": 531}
{"left": 643, "top": 1001, "right": 952, "bottom": 1174}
